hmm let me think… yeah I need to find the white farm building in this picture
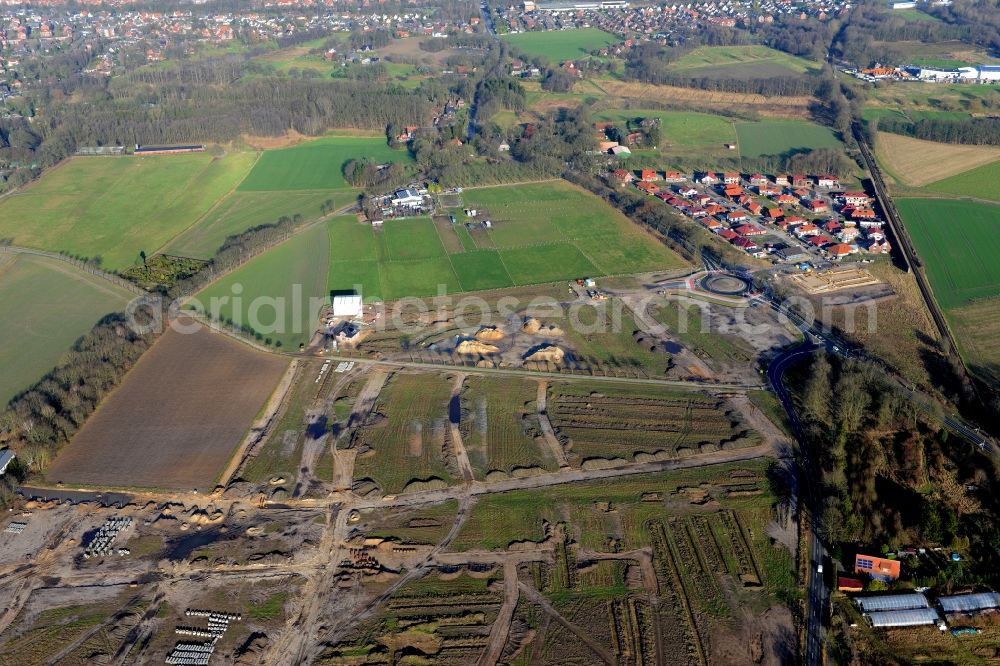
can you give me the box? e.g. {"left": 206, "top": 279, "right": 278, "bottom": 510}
{"left": 391, "top": 188, "right": 424, "bottom": 208}
{"left": 332, "top": 294, "right": 363, "bottom": 318}
{"left": 958, "top": 65, "right": 1000, "bottom": 83}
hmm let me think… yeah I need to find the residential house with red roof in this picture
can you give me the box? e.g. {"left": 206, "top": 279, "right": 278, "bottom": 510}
{"left": 641, "top": 169, "right": 658, "bottom": 182}
{"left": 723, "top": 172, "right": 740, "bottom": 184}
{"left": 843, "top": 192, "right": 870, "bottom": 206}
{"left": 806, "top": 200, "right": 829, "bottom": 213}
{"left": 749, "top": 174, "right": 768, "bottom": 186}
{"left": 818, "top": 175, "right": 840, "bottom": 188}
{"left": 718, "top": 229, "right": 740, "bottom": 241}
{"left": 735, "top": 224, "right": 766, "bottom": 236}
{"left": 636, "top": 181, "right": 659, "bottom": 195}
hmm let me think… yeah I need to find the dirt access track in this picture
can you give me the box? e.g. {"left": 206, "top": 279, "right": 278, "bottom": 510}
{"left": 47, "top": 324, "right": 289, "bottom": 490}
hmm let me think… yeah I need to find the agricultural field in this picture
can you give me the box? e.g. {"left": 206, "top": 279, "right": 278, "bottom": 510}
{"left": 459, "top": 376, "right": 559, "bottom": 478}
{"left": 0, "top": 152, "right": 256, "bottom": 270}
{"left": 46, "top": 324, "right": 290, "bottom": 490}
{"left": 0, "top": 254, "right": 134, "bottom": 407}
{"left": 501, "top": 28, "right": 618, "bottom": 62}
{"left": 875, "top": 131, "right": 1000, "bottom": 187}
{"left": 897, "top": 198, "right": 1000, "bottom": 310}
{"left": 191, "top": 222, "right": 331, "bottom": 349}
{"left": 167, "top": 190, "right": 338, "bottom": 259}
{"left": 734, "top": 120, "right": 843, "bottom": 158}
{"left": 925, "top": 159, "right": 1000, "bottom": 202}
{"left": 668, "top": 45, "right": 820, "bottom": 78}
{"left": 896, "top": 197, "right": 1000, "bottom": 383}
{"left": 547, "top": 382, "right": 759, "bottom": 465}
{"left": 350, "top": 372, "right": 457, "bottom": 495}
{"left": 327, "top": 180, "right": 686, "bottom": 302}
{"left": 237, "top": 135, "right": 413, "bottom": 192}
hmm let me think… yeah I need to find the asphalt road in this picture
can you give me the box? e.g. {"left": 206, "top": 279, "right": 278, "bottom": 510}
{"left": 766, "top": 342, "right": 830, "bottom": 666}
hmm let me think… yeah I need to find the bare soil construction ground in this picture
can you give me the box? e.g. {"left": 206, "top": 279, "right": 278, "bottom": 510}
{"left": 876, "top": 131, "right": 1000, "bottom": 186}
{"left": 46, "top": 324, "right": 290, "bottom": 490}
{"left": 787, "top": 267, "right": 883, "bottom": 294}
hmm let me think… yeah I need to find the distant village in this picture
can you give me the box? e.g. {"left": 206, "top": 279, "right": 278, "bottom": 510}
{"left": 499, "top": 0, "right": 853, "bottom": 43}
{"left": 0, "top": 3, "right": 480, "bottom": 87}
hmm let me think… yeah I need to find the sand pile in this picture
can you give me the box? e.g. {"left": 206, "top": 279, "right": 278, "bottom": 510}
{"left": 522, "top": 318, "right": 564, "bottom": 336}
{"left": 475, "top": 326, "right": 505, "bottom": 342}
{"left": 523, "top": 344, "right": 565, "bottom": 363}
{"left": 456, "top": 339, "right": 500, "bottom": 355}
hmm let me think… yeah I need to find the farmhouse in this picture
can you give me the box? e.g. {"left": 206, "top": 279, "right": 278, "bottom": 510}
{"left": 855, "top": 554, "right": 901, "bottom": 582}
{"left": 391, "top": 188, "right": 424, "bottom": 208}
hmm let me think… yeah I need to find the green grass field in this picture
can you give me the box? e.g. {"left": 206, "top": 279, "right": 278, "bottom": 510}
{"left": 238, "top": 135, "right": 413, "bottom": 192}
{"left": 897, "top": 198, "right": 1000, "bottom": 310}
{"left": 925, "top": 160, "right": 1000, "bottom": 202}
{"left": 897, "top": 197, "right": 1000, "bottom": 384}
{"left": 501, "top": 28, "right": 618, "bottom": 63}
{"left": 0, "top": 254, "right": 134, "bottom": 406}
{"left": 167, "top": 190, "right": 341, "bottom": 259}
{"left": 325, "top": 181, "right": 686, "bottom": 302}
{"left": 191, "top": 222, "right": 331, "bottom": 349}
{"left": 734, "top": 120, "right": 843, "bottom": 158}
{"left": 669, "top": 45, "right": 820, "bottom": 78}
{"left": 0, "top": 152, "right": 256, "bottom": 270}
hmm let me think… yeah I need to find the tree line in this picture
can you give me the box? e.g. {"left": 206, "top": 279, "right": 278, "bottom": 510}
{"left": 873, "top": 116, "right": 1000, "bottom": 145}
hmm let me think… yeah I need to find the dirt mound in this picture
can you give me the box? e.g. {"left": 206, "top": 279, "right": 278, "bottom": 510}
{"left": 581, "top": 457, "right": 630, "bottom": 470}
{"left": 475, "top": 326, "right": 505, "bottom": 342}
{"left": 523, "top": 344, "right": 565, "bottom": 363}
{"left": 510, "top": 466, "right": 546, "bottom": 478}
{"left": 456, "top": 339, "right": 500, "bottom": 356}
{"left": 522, "top": 318, "right": 564, "bottom": 336}
{"left": 402, "top": 477, "right": 449, "bottom": 493}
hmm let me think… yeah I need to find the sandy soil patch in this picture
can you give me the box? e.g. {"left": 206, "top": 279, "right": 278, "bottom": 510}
{"left": 47, "top": 324, "right": 290, "bottom": 490}
{"left": 876, "top": 132, "right": 1000, "bottom": 186}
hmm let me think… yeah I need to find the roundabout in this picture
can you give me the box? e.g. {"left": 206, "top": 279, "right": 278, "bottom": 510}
{"left": 699, "top": 272, "right": 753, "bottom": 297}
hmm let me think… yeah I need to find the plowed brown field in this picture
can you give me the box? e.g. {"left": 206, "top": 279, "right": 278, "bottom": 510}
{"left": 47, "top": 323, "right": 289, "bottom": 490}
